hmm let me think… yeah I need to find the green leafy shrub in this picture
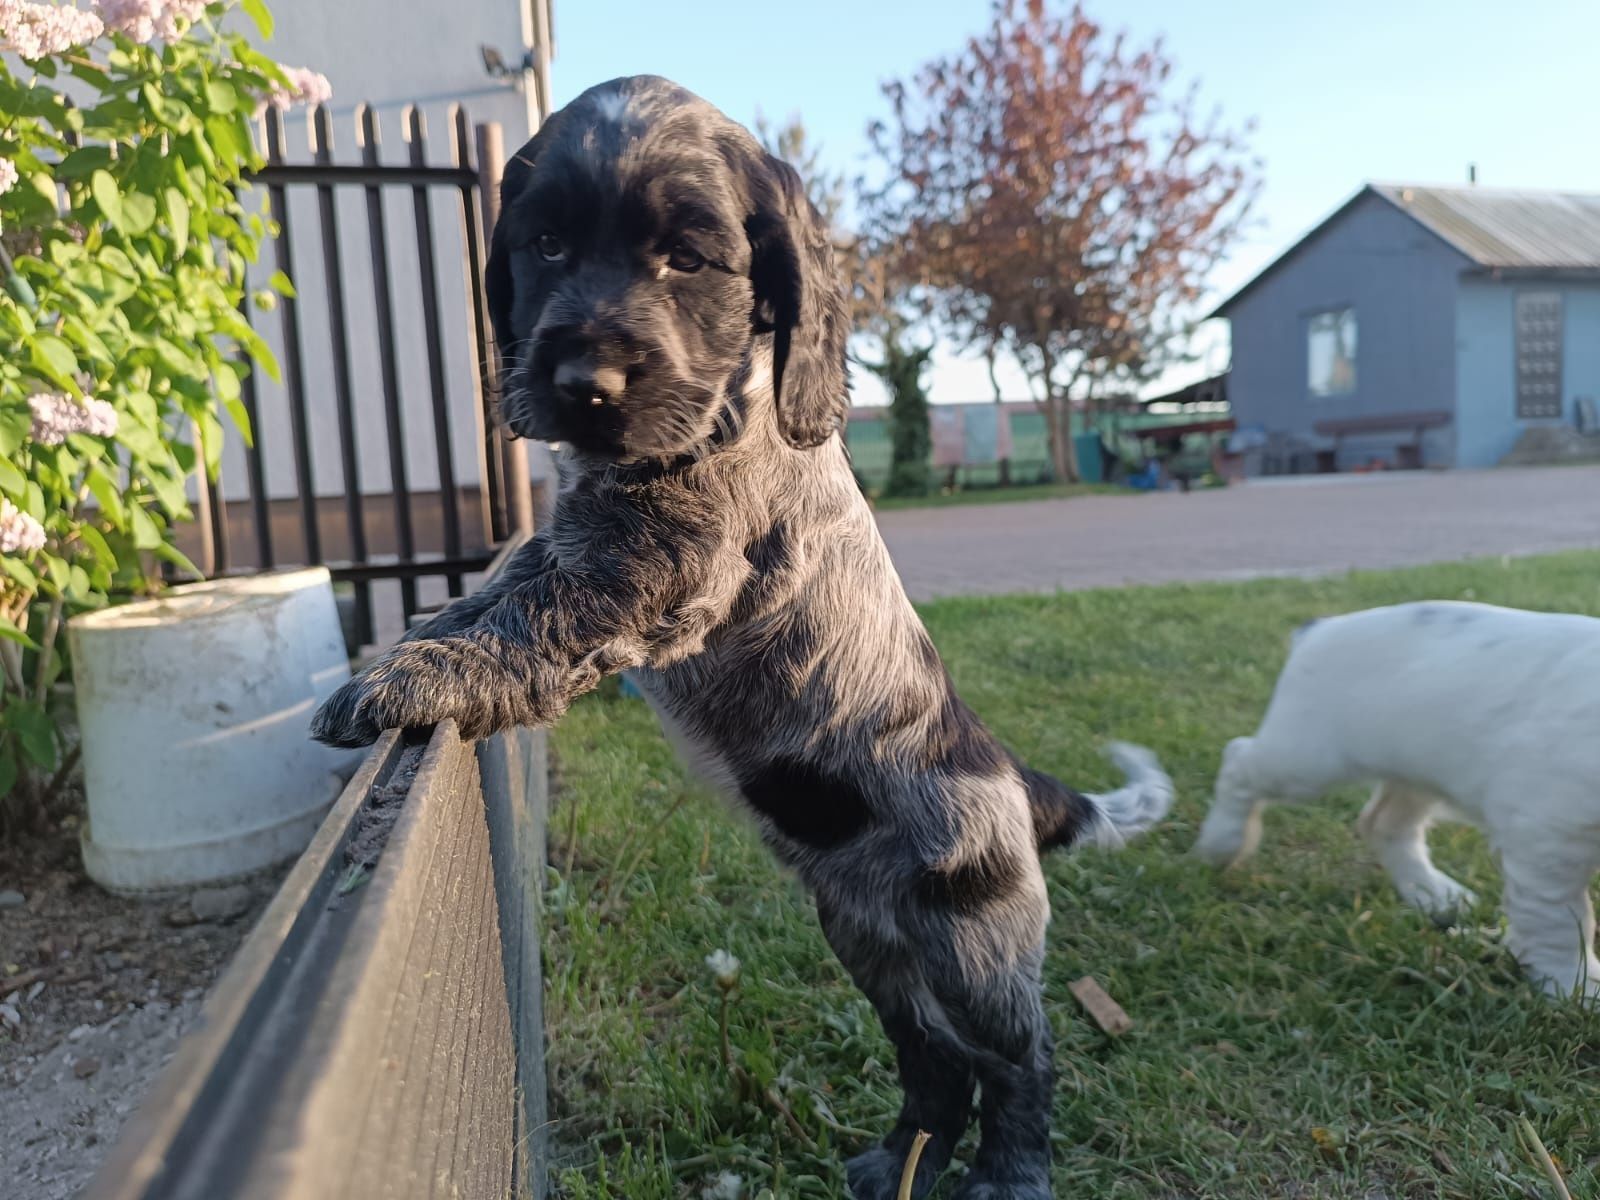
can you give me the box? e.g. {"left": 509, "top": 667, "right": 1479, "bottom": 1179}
{"left": 0, "top": 0, "right": 324, "bottom": 831}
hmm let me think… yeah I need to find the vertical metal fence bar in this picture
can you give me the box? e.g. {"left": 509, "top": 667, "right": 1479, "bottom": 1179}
{"left": 473, "top": 120, "right": 535, "bottom": 538}
{"left": 231, "top": 278, "right": 276, "bottom": 571}
{"left": 406, "top": 107, "right": 464, "bottom": 596}
{"left": 264, "top": 109, "right": 322, "bottom": 566}
{"left": 452, "top": 107, "right": 508, "bottom": 546}
{"left": 313, "top": 105, "right": 373, "bottom": 647}
{"left": 203, "top": 467, "right": 230, "bottom": 575}
{"left": 359, "top": 105, "right": 419, "bottom": 621}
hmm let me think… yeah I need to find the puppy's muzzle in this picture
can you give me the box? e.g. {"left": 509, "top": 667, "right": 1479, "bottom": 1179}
{"left": 552, "top": 356, "right": 626, "bottom": 409}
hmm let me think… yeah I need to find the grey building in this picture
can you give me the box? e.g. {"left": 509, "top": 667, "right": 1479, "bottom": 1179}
{"left": 1212, "top": 183, "right": 1600, "bottom": 471}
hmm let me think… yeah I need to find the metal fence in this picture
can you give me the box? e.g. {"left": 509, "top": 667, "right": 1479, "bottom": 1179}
{"left": 191, "top": 103, "right": 533, "bottom": 650}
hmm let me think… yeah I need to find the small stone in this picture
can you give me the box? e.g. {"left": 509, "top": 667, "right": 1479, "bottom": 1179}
{"left": 73, "top": 1056, "right": 100, "bottom": 1079}
{"left": 0, "top": 1002, "right": 21, "bottom": 1028}
{"left": 188, "top": 885, "right": 252, "bottom": 923}
{"left": 24, "top": 980, "right": 44, "bottom": 1003}
{"left": 164, "top": 906, "right": 200, "bottom": 929}
{"left": 0, "top": 890, "right": 24, "bottom": 909}
{"left": 67, "top": 1024, "right": 94, "bottom": 1041}
{"left": 104, "top": 952, "right": 124, "bottom": 972}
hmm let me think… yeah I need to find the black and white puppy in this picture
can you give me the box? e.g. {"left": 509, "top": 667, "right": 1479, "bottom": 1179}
{"left": 313, "top": 75, "right": 1173, "bottom": 1200}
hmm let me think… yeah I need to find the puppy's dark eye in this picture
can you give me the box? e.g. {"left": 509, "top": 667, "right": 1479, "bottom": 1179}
{"left": 666, "top": 241, "right": 704, "bottom": 273}
{"left": 536, "top": 233, "right": 566, "bottom": 262}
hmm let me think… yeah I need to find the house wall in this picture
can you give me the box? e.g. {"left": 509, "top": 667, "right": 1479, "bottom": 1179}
{"left": 1455, "top": 277, "right": 1600, "bottom": 466}
{"left": 1224, "top": 191, "right": 1470, "bottom": 468}
{"left": 219, "top": 0, "right": 545, "bottom": 506}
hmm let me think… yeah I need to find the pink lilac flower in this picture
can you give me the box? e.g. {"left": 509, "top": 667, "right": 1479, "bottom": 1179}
{"left": 263, "top": 65, "right": 333, "bottom": 114}
{"left": 28, "top": 390, "right": 118, "bottom": 445}
{"left": 96, "top": 0, "right": 203, "bottom": 43}
{"left": 153, "top": 0, "right": 203, "bottom": 38}
{"left": 0, "top": 1, "right": 105, "bottom": 59}
{"left": 0, "top": 157, "right": 17, "bottom": 197}
{"left": 95, "top": 0, "right": 157, "bottom": 41}
{"left": 0, "top": 498, "right": 46, "bottom": 556}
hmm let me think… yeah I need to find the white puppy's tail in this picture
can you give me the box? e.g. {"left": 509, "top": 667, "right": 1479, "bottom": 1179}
{"left": 1078, "top": 741, "right": 1176, "bottom": 851}
{"left": 1027, "top": 741, "right": 1175, "bottom": 852}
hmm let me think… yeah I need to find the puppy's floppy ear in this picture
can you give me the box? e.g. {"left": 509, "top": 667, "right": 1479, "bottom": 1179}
{"left": 486, "top": 119, "right": 560, "bottom": 353}
{"left": 747, "top": 155, "right": 850, "bottom": 450}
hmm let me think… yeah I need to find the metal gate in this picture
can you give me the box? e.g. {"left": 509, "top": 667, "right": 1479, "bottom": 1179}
{"left": 189, "top": 102, "right": 535, "bottom": 651}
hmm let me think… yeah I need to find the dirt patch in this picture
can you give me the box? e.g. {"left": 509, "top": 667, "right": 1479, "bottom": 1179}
{"left": 1, "top": 995, "right": 204, "bottom": 1200}
{"left": 0, "top": 816, "right": 290, "bottom": 1200}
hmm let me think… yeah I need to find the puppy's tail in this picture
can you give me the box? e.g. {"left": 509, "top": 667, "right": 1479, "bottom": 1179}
{"left": 1027, "top": 742, "right": 1174, "bottom": 853}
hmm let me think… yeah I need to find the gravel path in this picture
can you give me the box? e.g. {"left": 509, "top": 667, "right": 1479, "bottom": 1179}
{"left": 876, "top": 466, "right": 1600, "bottom": 600}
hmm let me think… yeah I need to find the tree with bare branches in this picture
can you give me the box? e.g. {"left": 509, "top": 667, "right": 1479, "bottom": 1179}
{"left": 866, "top": 0, "right": 1259, "bottom": 481}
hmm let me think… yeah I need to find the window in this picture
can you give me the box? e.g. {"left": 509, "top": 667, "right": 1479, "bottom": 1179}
{"left": 1307, "top": 308, "right": 1357, "bottom": 397}
{"left": 1515, "top": 292, "right": 1563, "bottom": 419}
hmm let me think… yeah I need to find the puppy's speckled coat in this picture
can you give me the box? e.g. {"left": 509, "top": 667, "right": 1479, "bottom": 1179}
{"left": 313, "top": 76, "right": 1173, "bottom": 1199}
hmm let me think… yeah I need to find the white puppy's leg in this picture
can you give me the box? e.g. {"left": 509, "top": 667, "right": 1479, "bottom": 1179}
{"left": 1356, "top": 782, "right": 1476, "bottom": 921}
{"left": 1500, "top": 841, "right": 1600, "bottom": 1003}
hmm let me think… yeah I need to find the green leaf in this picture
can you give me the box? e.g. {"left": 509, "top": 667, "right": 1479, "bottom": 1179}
{"left": 241, "top": 0, "right": 274, "bottom": 38}
{"left": 90, "top": 169, "right": 124, "bottom": 230}
{"left": 0, "top": 615, "right": 39, "bottom": 650}
{"left": 205, "top": 79, "right": 238, "bottom": 114}
{"left": 223, "top": 396, "right": 254, "bottom": 446}
{"left": 267, "top": 269, "right": 297, "bottom": 298}
{"left": 122, "top": 192, "right": 158, "bottom": 235}
{"left": 165, "top": 188, "right": 191, "bottom": 255}
{"left": 0, "top": 554, "right": 38, "bottom": 591}
{"left": 29, "top": 335, "right": 80, "bottom": 390}
{"left": 86, "top": 467, "right": 125, "bottom": 528}
{"left": 0, "top": 456, "right": 24, "bottom": 498}
{"left": 43, "top": 552, "right": 70, "bottom": 592}
{"left": 151, "top": 539, "right": 201, "bottom": 579}
{"left": 56, "top": 145, "right": 113, "bottom": 180}
{"left": 76, "top": 523, "right": 118, "bottom": 573}
{"left": 128, "top": 503, "right": 163, "bottom": 550}
{"left": 7, "top": 701, "right": 57, "bottom": 770}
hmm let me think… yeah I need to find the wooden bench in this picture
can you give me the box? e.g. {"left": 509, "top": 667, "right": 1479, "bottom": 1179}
{"left": 1312, "top": 409, "right": 1452, "bottom": 471}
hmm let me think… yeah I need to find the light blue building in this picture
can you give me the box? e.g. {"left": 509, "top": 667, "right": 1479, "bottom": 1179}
{"left": 1212, "top": 183, "right": 1600, "bottom": 471}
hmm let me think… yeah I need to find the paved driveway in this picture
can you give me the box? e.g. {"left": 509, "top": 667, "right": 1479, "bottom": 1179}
{"left": 876, "top": 466, "right": 1600, "bottom": 600}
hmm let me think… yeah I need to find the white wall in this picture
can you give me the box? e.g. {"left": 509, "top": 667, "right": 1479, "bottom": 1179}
{"left": 221, "top": 0, "right": 545, "bottom": 506}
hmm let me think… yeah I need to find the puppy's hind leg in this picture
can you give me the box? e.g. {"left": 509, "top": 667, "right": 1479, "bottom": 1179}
{"left": 819, "top": 903, "right": 975, "bottom": 1200}
{"left": 1500, "top": 838, "right": 1600, "bottom": 1003}
{"left": 911, "top": 857, "right": 1055, "bottom": 1199}
{"left": 1357, "top": 782, "right": 1476, "bottom": 921}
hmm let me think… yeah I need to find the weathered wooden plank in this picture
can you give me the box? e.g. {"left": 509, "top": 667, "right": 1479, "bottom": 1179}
{"left": 82, "top": 716, "right": 544, "bottom": 1200}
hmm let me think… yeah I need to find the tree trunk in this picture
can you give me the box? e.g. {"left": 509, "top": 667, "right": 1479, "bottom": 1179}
{"left": 986, "top": 343, "right": 1011, "bottom": 486}
{"left": 1037, "top": 366, "right": 1080, "bottom": 484}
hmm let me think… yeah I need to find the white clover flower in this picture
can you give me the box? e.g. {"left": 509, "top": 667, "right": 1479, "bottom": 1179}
{"left": 704, "top": 949, "right": 741, "bottom": 991}
{"left": 700, "top": 1171, "right": 743, "bottom": 1200}
{"left": 0, "top": 498, "right": 46, "bottom": 555}
{"left": 0, "top": 156, "right": 17, "bottom": 196}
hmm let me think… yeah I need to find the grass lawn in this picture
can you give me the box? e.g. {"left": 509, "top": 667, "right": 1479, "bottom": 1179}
{"left": 869, "top": 481, "right": 1134, "bottom": 510}
{"left": 543, "top": 551, "right": 1600, "bottom": 1199}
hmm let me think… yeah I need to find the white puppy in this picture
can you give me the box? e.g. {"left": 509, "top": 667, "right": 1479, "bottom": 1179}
{"left": 1194, "top": 600, "right": 1600, "bottom": 1001}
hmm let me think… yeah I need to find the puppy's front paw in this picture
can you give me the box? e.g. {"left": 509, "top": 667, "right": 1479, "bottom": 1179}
{"left": 311, "top": 639, "right": 507, "bottom": 748}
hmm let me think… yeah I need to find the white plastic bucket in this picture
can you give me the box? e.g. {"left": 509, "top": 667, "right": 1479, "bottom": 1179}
{"left": 70, "top": 567, "right": 356, "bottom": 894}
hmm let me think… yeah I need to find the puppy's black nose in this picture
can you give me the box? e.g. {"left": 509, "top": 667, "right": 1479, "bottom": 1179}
{"left": 552, "top": 358, "right": 626, "bottom": 408}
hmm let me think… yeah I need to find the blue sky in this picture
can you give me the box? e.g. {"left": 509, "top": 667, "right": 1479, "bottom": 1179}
{"left": 550, "top": 0, "right": 1600, "bottom": 404}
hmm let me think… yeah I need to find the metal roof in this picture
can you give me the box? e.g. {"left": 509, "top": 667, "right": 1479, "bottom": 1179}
{"left": 1371, "top": 182, "right": 1600, "bottom": 270}
{"left": 1210, "top": 182, "right": 1600, "bottom": 317}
